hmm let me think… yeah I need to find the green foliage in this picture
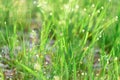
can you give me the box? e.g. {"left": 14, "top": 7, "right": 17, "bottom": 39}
{"left": 0, "top": 0, "right": 120, "bottom": 80}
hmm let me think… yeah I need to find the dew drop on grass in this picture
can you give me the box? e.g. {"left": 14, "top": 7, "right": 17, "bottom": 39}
{"left": 108, "top": 0, "right": 111, "bottom": 2}
{"left": 85, "top": 72, "right": 87, "bottom": 75}
{"left": 4, "top": 21, "right": 6, "bottom": 25}
{"left": 80, "top": 61, "right": 82, "bottom": 64}
{"left": 92, "top": 4, "right": 95, "bottom": 8}
{"left": 88, "top": 14, "right": 91, "bottom": 17}
{"left": 33, "top": 1, "right": 37, "bottom": 4}
{"left": 37, "top": 4, "right": 40, "bottom": 7}
{"left": 82, "top": 29, "right": 85, "bottom": 32}
{"left": 50, "top": 12, "right": 53, "bottom": 16}
{"left": 69, "top": 20, "right": 72, "bottom": 24}
{"left": 36, "top": 54, "right": 39, "bottom": 58}
{"left": 102, "top": 18, "right": 105, "bottom": 21}
{"left": 98, "top": 58, "right": 100, "bottom": 62}
{"left": 81, "top": 72, "right": 85, "bottom": 76}
{"left": 101, "top": 6, "right": 104, "bottom": 10}
{"left": 34, "top": 62, "right": 41, "bottom": 71}
{"left": 43, "top": 71, "right": 46, "bottom": 74}
{"left": 83, "top": 8, "right": 87, "bottom": 12}
{"left": 71, "top": 8, "right": 74, "bottom": 12}
{"left": 115, "top": 16, "right": 118, "bottom": 21}
{"left": 97, "top": 10, "right": 100, "bottom": 13}
{"left": 75, "top": 5, "right": 79, "bottom": 9}
{"left": 114, "top": 57, "right": 118, "bottom": 61}
{"left": 54, "top": 76, "right": 60, "bottom": 80}
{"left": 45, "top": 61, "right": 48, "bottom": 65}
{"left": 60, "top": 32, "right": 63, "bottom": 36}
{"left": 0, "top": 55, "right": 2, "bottom": 58}
{"left": 107, "top": 60, "right": 109, "bottom": 64}
{"left": 78, "top": 73, "right": 80, "bottom": 77}
{"left": 64, "top": 4, "right": 70, "bottom": 10}
{"left": 97, "top": 38, "right": 99, "bottom": 41}
{"left": 96, "top": 73, "right": 99, "bottom": 76}
{"left": 99, "top": 35, "right": 102, "bottom": 38}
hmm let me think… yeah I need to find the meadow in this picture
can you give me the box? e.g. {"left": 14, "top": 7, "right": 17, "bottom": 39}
{"left": 0, "top": 0, "right": 120, "bottom": 80}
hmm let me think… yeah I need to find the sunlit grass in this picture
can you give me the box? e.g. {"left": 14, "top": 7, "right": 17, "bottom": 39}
{"left": 0, "top": 0, "right": 120, "bottom": 80}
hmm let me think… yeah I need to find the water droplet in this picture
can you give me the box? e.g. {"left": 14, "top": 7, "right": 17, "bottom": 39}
{"left": 36, "top": 54, "right": 39, "bottom": 58}
{"left": 75, "top": 5, "right": 79, "bottom": 9}
{"left": 103, "top": 18, "right": 105, "bottom": 21}
{"left": 81, "top": 72, "right": 84, "bottom": 76}
{"left": 45, "top": 61, "right": 48, "bottom": 65}
{"left": 37, "top": 4, "right": 40, "bottom": 7}
{"left": 89, "top": 14, "right": 91, "bottom": 17}
{"left": 85, "top": 72, "right": 87, "bottom": 75}
{"left": 92, "top": 4, "right": 95, "bottom": 8}
{"left": 82, "top": 29, "right": 85, "bottom": 32}
{"left": 98, "top": 58, "right": 100, "bottom": 62}
{"left": 83, "top": 8, "right": 87, "bottom": 11}
{"left": 97, "top": 38, "right": 99, "bottom": 41}
{"left": 33, "top": 1, "right": 37, "bottom": 4}
{"left": 114, "top": 57, "right": 118, "bottom": 61}
{"left": 43, "top": 71, "right": 46, "bottom": 74}
{"left": 96, "top": 73, "right": 99, "bottom": 76}
{"left": 64, "top": 4, "right": 70, "bottom": 10}
{"left": 101, "top": 6, "right": 104, "bottom": 10}
{"left": 107, "top": 60, "right": 109, "bottom": 64}
{"left": 115, "top": 16, "right": 118, "bottom": 21}
{"left": 108, "top": 0, "right": 111, "bottom": 2}
{"left": 50, "top": 12, "right": 53, "bottom": 16}
{"left": 97, "top": 10, "right": 100, "bottom": 13}
{"left": 80, "top": 61, "right": 82, "bottom": 64}
{"left": 4, "top": 21, "right": 6, "bottom": 25}
{"left": 54, "top": 76, "right": 60, "bottom": 80}
{"left": 34, "top": 62, "right": 41, "bottom": 71}
{"left": 60, "top": 32, "right": 63, "bottom": 36}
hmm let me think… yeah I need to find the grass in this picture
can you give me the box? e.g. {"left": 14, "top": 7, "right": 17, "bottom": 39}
{"left": 0, "top": 0, "right": 120, "bottom": 80}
